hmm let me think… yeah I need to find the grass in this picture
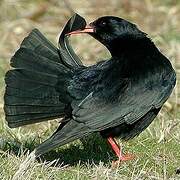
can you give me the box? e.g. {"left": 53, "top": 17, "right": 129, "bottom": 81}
{"left": 0, "top": 0, "right": 180, "bottom": 179}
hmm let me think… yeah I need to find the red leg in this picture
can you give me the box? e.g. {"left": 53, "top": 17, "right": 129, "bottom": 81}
{"left": 107, "top": 137, "right": 135, "bottom": 163}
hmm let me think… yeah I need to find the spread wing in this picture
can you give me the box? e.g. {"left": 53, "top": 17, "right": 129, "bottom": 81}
{"left": 71, "top": 70, "right": 176, "bottom": 131}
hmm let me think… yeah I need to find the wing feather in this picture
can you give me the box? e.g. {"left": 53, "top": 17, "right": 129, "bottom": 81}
{"left": 71, "top": 70, "right": 175, "bottom": 131}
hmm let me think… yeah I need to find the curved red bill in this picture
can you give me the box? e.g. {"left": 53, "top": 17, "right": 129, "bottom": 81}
{"left": 66, "top": 25, "right": 94, "bottom": 35}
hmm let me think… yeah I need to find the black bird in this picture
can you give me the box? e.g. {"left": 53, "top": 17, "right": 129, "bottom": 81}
{"left": 4, "top": 14, "right": 176, "bottom": 162}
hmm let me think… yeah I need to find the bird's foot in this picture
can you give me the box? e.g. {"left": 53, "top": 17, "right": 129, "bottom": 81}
{"left": 111, "top": 153, "right": 135, "bottom": 168}
{"left": 119, "top": 153, "right": 135, "bottom": 161}
{"left": 107, "top": 137, "right": 135, "bottom": 168}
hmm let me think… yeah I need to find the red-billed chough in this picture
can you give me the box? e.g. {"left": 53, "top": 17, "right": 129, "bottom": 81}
{"left": 4, "top": 14, "right": 176, "bottom": 163}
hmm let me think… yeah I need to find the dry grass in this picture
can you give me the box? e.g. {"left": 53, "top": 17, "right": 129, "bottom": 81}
{"left": 0, "top": 0, "right": 180, "bottom": 179}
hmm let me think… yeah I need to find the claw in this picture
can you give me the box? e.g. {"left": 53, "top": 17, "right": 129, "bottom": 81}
{"left": 107, "top": 137, "right": 135, "bottom": 167}
{"left": 111, "top": 153, "right": 135, "bottom": 168}
{"left": 119, "top": 153, "right": 135, "bottom": 161}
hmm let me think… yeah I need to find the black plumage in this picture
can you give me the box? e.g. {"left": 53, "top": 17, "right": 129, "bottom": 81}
{"left": 4, "top": 14, "right": 176, "bottom": 159}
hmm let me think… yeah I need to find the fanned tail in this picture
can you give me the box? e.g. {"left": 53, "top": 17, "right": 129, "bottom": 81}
{"left": 4, "top": 30, "right": 73, "bottom": 128}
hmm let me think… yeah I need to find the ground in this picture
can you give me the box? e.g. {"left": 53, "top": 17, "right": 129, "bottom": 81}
{"left": 0, "top": 0, "right": 179, "bottom": 179}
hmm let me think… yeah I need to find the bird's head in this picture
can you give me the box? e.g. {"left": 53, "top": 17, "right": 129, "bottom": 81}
{"left": 67, "top": 16, "right": 149, "bottom": 56}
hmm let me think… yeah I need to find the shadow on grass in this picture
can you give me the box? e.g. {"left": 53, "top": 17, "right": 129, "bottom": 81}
{"left": 0, "top": 137, "right": 37, "bottom": 156}
{"left": 39, "top": 133, "right": 114, "bottom": 166}
{"left": 0, "top": 133, "right": 114, "bottom": 166}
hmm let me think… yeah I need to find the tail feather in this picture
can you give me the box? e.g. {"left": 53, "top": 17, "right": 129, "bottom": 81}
{"left": 4, "top": 95, "right": 63, "bottom": 106}
{"left": 6, "top": 113, "right": 62, "bottom": 128}
{"left": 11, "top": 48, "right": 70, "bottom": 75}
{"left": 6, "top": 69, "right": 58, "bottom": 87}
{"left": 20, "top": 28, "right": 60, "bottom": 63}
{"left": 4, "top": 105, "right": 64, "bottom": 116}
{"left": 5, "top": 86, "right": 59, "bottom": 100}
{"left": 4, "top": 30, "right": 73, "bottom": 128}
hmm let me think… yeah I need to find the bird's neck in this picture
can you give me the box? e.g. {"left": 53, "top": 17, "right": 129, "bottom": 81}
{"left": 105, "top": 36, "right": 166, "bottom": 78}
{"left": 107, "top": 35, "right": 157, "bottom": 58}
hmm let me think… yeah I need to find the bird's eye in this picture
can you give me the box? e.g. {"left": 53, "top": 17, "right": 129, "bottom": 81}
{"left": 100, "top": 21, "right": 107, "bottom": 26}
